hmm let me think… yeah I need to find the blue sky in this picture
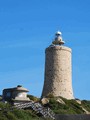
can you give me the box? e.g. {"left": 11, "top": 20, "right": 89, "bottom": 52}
{"left": 0, "top": 0, "right": 90, "bottom": 100}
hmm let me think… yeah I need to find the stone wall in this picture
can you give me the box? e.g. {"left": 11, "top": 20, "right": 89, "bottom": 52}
{"left": 55, "top": 114, "right": 90, "bottom": 120}
{"left": 42, "top": 45, "right": 74, "bottom": 99}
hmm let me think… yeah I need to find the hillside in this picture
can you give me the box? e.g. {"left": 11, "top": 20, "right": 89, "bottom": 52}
{"left": 0, "top": 95, "right": 90, "bottom": 120}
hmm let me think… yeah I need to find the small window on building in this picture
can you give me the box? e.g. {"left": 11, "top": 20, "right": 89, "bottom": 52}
{"left": 6, "top": 92, "right": 11, "bottom": 97}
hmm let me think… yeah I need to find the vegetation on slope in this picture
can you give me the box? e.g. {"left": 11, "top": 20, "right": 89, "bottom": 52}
{"left": 0, "top": 95, "right": 90, "bottom": 120}
{"left": 0, "top": 102, "right": 42, "bottom": 120}
{"left": 48, "top": 97, "right": 84, "bottom": 114}
{"left": 81, "top": 100, "right": 90, "bottom": 112}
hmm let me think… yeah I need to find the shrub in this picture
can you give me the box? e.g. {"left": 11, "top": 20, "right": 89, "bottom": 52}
{"left": 27, "top": 95, "right": 40, "bottom": 102}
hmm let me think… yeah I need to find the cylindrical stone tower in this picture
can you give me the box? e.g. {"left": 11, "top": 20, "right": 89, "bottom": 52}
{"left": 42, "top": 31, "right": 74, "bottom": 99}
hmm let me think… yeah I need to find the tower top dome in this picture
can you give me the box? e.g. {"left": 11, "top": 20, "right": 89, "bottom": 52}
{"left": 55, "top": 31, "right": 62, "bottom": 35}
{"left": 52, "top": 31, "right": 65, "bottom": 45}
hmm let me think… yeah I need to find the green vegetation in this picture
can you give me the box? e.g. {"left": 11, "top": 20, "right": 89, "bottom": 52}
{"left": 81, "top": 100, "right": 90, "bottom": 112}
{"left": 0, "top": 102, "right": 43, "bottom": 120}
{"left": 49, "top": 97, "right": 85, "bottom": 114}
{"left": 0, "top": 95, "right": 90, "bottom": 120}
{"left": 27, "top": 94, "right": 40, "bottom": 102}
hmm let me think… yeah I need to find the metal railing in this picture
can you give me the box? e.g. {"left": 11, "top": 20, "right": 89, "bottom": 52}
{"left": 14, "top": 101, "right": 55, "bottom": 119}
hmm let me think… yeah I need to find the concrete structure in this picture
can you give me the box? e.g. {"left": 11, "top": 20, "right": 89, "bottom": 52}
{"left": 3, "top": 85, "right": 30, "bottom": 104}
{"left": 42, "top": 31, "right": 74, "bottom": 99}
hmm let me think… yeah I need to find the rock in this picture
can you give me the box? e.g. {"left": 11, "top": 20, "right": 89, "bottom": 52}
{"left": 81, "top": 106, "right": 90, "bottom": 114}
{"left": 41, "top": 98, "right": 49, "bottom": 105}
{"left": 56, "top": 98, "right": 65, "bottom": 104}
{"left": 75, "top": 99, "right": 81, "bottom": 104}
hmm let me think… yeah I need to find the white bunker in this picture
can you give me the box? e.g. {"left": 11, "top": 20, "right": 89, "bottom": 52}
{"left": 3, "top": 85, "right": 30, "bottom": 103}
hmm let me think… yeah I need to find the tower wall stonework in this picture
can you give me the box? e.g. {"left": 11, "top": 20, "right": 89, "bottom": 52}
{"left": 42, "top": 45, "right": 74, "bottom": 99}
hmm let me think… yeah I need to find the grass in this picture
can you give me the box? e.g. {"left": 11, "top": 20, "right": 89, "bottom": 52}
{"left": 48, "top": 97, "right": 87, "bottom": 114}
{"left": 0, "top": 102, "right": 42, "bottom": 120}
{"left": 81, "top": 100, "right": 90, "bottom": 112}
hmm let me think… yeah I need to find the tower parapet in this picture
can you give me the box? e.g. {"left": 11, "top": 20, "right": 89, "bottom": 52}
{"left": 42, "top": 31, "right": 74, "bottom": 99}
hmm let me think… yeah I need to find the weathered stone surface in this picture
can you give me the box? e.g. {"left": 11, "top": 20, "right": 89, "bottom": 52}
{"left": 42, "top": 45, "right": 74, "bottom": 99}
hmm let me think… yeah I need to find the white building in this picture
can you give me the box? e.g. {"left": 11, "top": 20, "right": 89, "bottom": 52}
{"left": 3, "top": 85, "right": 30, "bottom": 104}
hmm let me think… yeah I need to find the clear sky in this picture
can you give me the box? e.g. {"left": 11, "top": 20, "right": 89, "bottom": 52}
{"left": 0, "top": 0, "right": 90, "bottom": 100}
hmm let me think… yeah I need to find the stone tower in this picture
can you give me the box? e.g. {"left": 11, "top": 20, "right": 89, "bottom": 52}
{"left": 42, "top": 31, "right": 74, "bottom": 99}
